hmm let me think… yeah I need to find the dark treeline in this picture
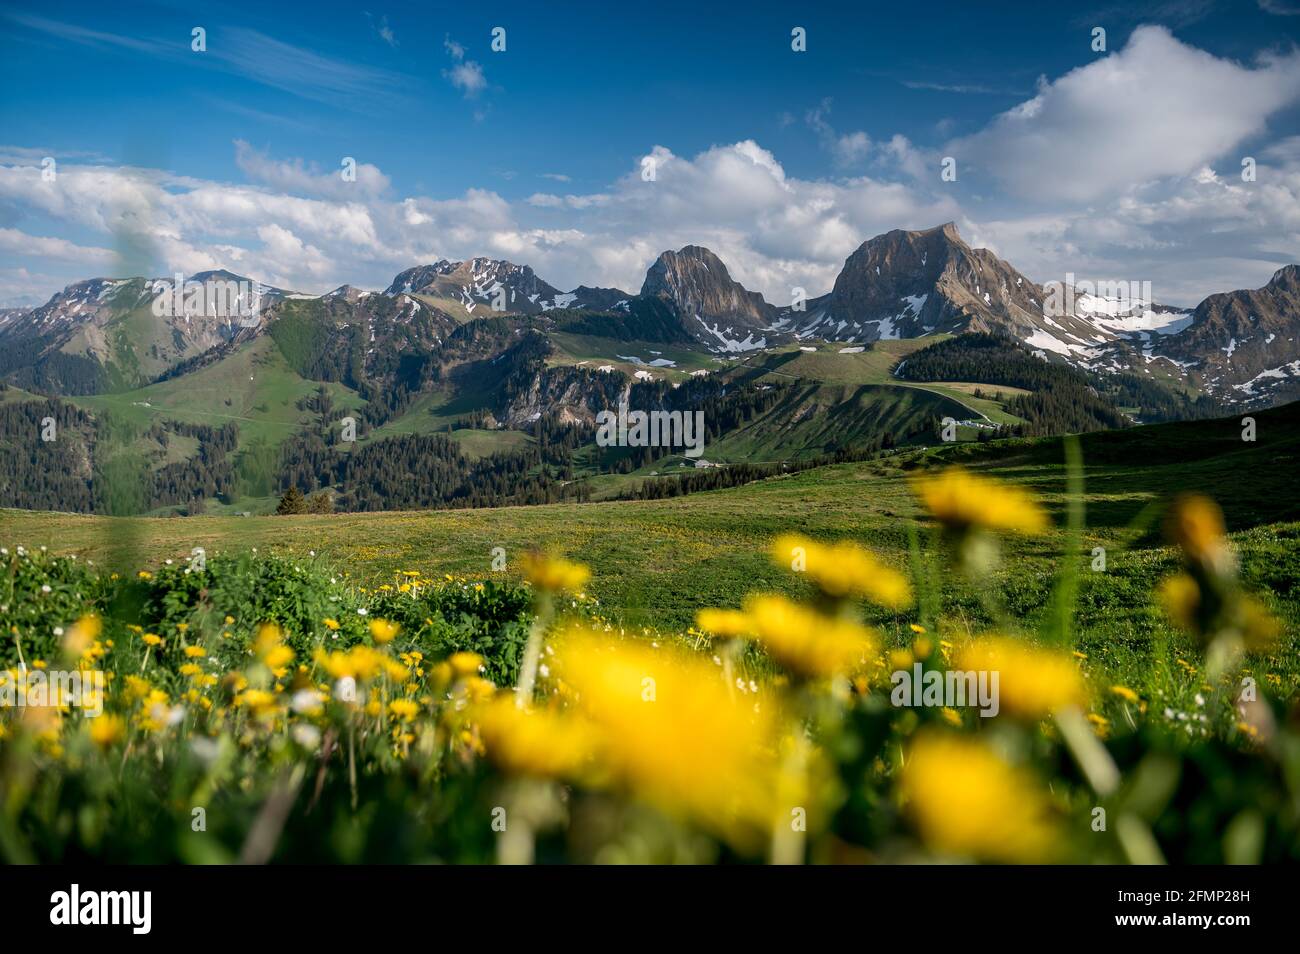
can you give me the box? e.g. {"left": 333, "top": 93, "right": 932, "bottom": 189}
{"left": 900, "top": 332, "right": 1222, "bottom": 436}
{"left": 616, "top": 441, "right": 897, "bottom": 502}
{"left": 602, "top": 376, "right": 797, "bottom": 472}
{"left": 276, "top": 402, "right": 593, "bottom": 511}
{"left": 0, "top": 389, "right": 237, "bottom": 513}
{"left": 0, "top": 336, "right": 110, "bottom": 395}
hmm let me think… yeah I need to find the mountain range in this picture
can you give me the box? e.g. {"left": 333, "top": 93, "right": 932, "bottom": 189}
{"left": 1, "top": 222, "right": 1297, "bottom": 515}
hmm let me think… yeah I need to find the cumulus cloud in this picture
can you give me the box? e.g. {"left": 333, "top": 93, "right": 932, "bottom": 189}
{"left": 234, "top": 140, "right": 390, "bottom": 198}
{"left": 950, "top": 25, "right": 1300, "bottom": 202}
{"left": 806, "top": 99, "right": 872, "bottom": 166}
{"left": 0, "top": 138, "right": 958, "bottom": 303}
{"left": 3, "top": 106, "right": 1298, "bottom": 309}
{"left": 0, "top": 228, "right": 116, "bottom": 265}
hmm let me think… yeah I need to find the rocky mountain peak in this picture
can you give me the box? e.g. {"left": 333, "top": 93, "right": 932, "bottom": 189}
{"left": 640, "top": 245, "right": 772, "bottom": 328}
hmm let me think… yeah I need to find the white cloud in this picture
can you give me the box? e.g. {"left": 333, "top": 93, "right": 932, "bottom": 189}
{"left": 367, "top": 13, "right": 398, "bottom": 48}
{"left": 806, "top": 99, "right": 872, "bottom": 166}
{"left": 443, "top": 35, "right": 487, "bottom": 98}
{"left": 234, "top": 140, "right": 390, "bottom": 198}
{"left": 950, "top": 25, "right": 1300, "bottom": 202}
{"left": 0, "top": 228, "right": 116, "bottom": 265}
{"left": 2, "top": 99, "right": 1298, "bottom": 311}
{"left": 0, "top": 139, "right": 956, "bottom": 303}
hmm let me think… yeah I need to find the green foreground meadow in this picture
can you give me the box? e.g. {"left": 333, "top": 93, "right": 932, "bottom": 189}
{"left": 1, "top": 403, "right": 1298, "bottom": 863}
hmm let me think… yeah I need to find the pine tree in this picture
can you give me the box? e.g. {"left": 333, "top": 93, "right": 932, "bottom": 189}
{"left": 276, "top": 486, "right": 307, "bottom": 515}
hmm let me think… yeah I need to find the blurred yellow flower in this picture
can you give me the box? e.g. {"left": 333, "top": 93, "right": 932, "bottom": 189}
{"left": 141, "top": 633, "right": 162, "bottom": 647}
{"left": 554, "top": 631, "right": 781, "bottom": 848}
{"left": 957, "top": 636, "right": 1087, "bottom": 719}
{"left": 1110, "top": 685, "right": 1139, "bottom": 704}
{"left": 474, "top": 695, "right": 599, "bottom": 779}
{"left": 369, "top": 619, "right": 400, "bottom": 644}
{"left": 695, "top": 608, "right": 751, "bottom": 638}
{"left": 901, "top": 732, "right": 1058, "bottom": 863}
{"left": 183, "top": 646, "right": 206, "bottom": 658}
{"left": 742, "top": 594, "right": 878, "bottom": 678}
{"left": 264, "top": 645, "right": 294, "bottom": 670}
{"left": 1239, "top": 596, "right": 1281, "bottom": 652}
{"left": 253, "top": 623, "right": 284, "bottom": 658}
{"left": 1159, "top": 573, "right": 1201, "bottom": 633}
{"left": 388, "top": 699, "right": 420, "bottom": 721}
{"left": 235, "top": 689, "right": 277, "bottom": 715}
{"left": 61, "top": 615, "right": 101, "bottom": 661}
{"left": 911, "top": 467, "right": 1049, "bottom": 535}
{"left": 322, "top": 618, "right": 340, "bottom": 631}
{"left": 771, "top": 534, "right": 912, "bottom": 608}
{"left": 88, "top": 713, "right": 126, "bottom": 750}
{"left": 447, "top": 652, "right": 483, "bottom": 677}
{"left": 520, "top": 552, "right": 590, "bottom": 593}
{"left": 1165, "top": 494, "right": 1227, "bottom": 566}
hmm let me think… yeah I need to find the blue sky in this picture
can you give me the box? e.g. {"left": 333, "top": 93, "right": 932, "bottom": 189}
{"left": 2, "top": 0, "right": 1300, "bottom": 307}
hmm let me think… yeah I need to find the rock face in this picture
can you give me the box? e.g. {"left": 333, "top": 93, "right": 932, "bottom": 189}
{"left": 816, "top": 223, "right": 1076, "bottom": 343}
{"left": 1156, "top": 265, "right": 1300, "bottom": 404}
{"left": 640, "top": 245, "right": 775, "bottom": 351}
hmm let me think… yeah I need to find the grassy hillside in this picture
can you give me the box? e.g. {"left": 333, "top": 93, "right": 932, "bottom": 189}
{"left": 6, "top": 404, "right": 1297, "bottom": 691}
{"left": 71, "top": 337, "right": 364, "bottom": 451}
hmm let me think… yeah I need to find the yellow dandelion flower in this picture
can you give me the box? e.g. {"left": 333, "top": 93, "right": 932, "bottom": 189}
{"left": 234, "top": 689, "right": 277, "bottom": 714}
{"left": 695, "top": 608, "right": 752, "bottom": 638}
{"left": 388, "top": 699, "right": 421, "bottom": 721}
{"left": 554, "top": 631, "right": 781, "bottom": 848}
{"left": 369, "top": 619, "right": 400, "bottom": 644}
{"left": 447, "top": 652, "right": 483, "bottom": 677}
{"left": 956, "top": 636, "right": 1088, "bottom": 719}
{"left": 889, "top": 648, "right": 915, "bottom": 672}
{"left": 1165, "top": 493, "right": 1227, "bottom": 566}
{"left": 88, "top": 714, "right": 126, "bottom": 749}
{"left": 179, "top": 663, "right": 202, "bottom": 677}
{"left": 1158, "top": 573, "right": 1201, "bottom": 633}
{"left": 264, "top": 645, "right": 294, "bottom": 670}
{"left": 61, "top": 614, "right": 101, "bottom": 661}
{"left": 911, "top": 466, "right": 1049, "bottom": 535}
{"left": 770, "top": 534, "right": 913, "bottom": 608}
{"left": 520, "top": 552, "right": 591, "bottom": 593}
{"left": 183, "top": 646, "right": 206, "bottom": 658}
{"left": 901, "top": 731, "right": 1059, "bottom": 863}
{"left": 141, "top": 633, "right": 162, "bottom": 647}
{"left": 473, "top": 695, "right": 600, "bottom": 779}
{"left": 1110, "top": 685, "right": 1139, "bottom": 704}
{"left": 322, "top": 618, "right": 340, "bottom": 631}
{"left": 742, "top": 594, "right": 878, "bottom": 678}
{"left": 122, "top": 675, "right": 152, "bottom": 702}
